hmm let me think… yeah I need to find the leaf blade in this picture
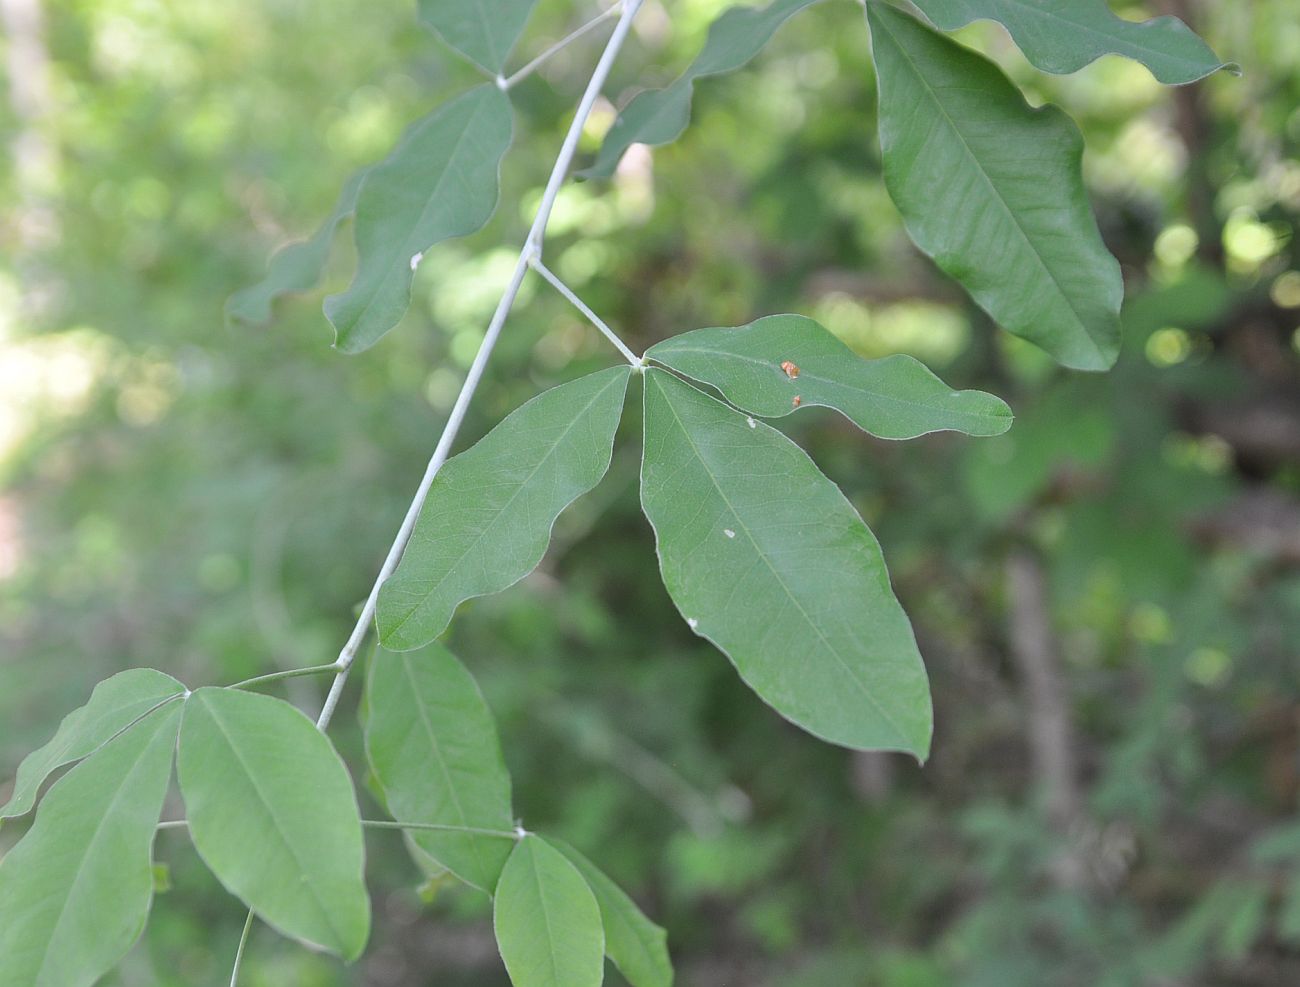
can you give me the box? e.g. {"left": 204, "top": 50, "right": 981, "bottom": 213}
{"left": 550, "top": 838, "right": 673, "bottom": 987}
{"left": 325, "top": 86, "right": 513, "bottom": 353}
{"left": 581, "top": 0, "right": 823, "bottom": 179}
{"left": 177, "top": 688, "right": 370, "bottom": 960}
{"left": 418, "top": 0, "right": 539, "bottom": 75}
{"left": 378, "top": 365, "right": 632, "bottom": 651}
{"left": 910, "top": 0, "right": 1237, "bottom": 84}
{"left": 640, "top": 369, "right": 931, "bottom": 756}
{"left": 867, "top": 4, "right": 1123, "bottom": 371}
{"left": 364, "top": 643, "right": 515, "bottom": 892}
{"left": 0, "top": 702, "right": 181, "bottom": 987}
{"left": 494, "top": 835, "right": 605, "bottom": 987}
{"left": 1, "top": 667, "right": 184, "bottom": 819}
{"left": 647, "top": 314, "right": 1012, "bottom": 439}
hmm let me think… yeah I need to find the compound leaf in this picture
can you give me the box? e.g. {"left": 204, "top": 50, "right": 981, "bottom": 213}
{"left": 364, "top": 643, "right": 515, "bottom": 893}
{"left": 910, "top": 0, "right": 1237, "bottom": 84}
{"left": 581, "top": 0, "right": 823, "bottom": 179}
{"left": 325, "top": 85, "right": 513, "bottom": 353}
{"left": 0, "top": 702, "right": 181, "bottom": 987}
{"left": 867, "top": 3, "right": 1123, "bottom": 371}
{"left": 177, "top": 688, "right": 370, "bottom": 960}
{"left": 418, "top": 0, "right": 539, "bottom": 75}
{"left": 647, "top": 314, "right": 1012, "bottom": 439}
{"left": 640, "top": 369, "right": 931, "bottom": 757}
{"left": 378, "top": 365, "right": 632, "bottom": 651}
{"left": 1, "top": 667, "right": 184, "bottom": 820}
{"left": 550, "top": 839, "right": 672, "bottom": 987}
{"left": 494, "top": 835, "right": 604, "bottom": 987}
{"left": 225, "top": 169, "right": 367, "bottom": 327}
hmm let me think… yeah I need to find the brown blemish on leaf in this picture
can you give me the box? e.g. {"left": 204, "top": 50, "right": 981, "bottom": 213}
{"left": 780, "top": 360, "right": 800, "bottom": 379}
{"left": 792, "top": 395, "right": 802, "bottom": 408}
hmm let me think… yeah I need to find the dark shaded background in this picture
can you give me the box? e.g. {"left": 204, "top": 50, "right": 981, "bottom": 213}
{"left": 2, "top": 0, "right": 1299, "bottom": 983}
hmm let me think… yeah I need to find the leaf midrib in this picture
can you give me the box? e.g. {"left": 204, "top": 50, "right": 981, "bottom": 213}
{"left": 650, "top": 372, "right": 912, "bottom": 749}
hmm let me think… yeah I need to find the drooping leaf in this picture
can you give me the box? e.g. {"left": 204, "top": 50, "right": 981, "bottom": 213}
{"left": 378, "top": 365, "right": 632, "bottom": 651}
{"left": 494, "top": 835, "right": 605, "bottom": 987}
{"left": 640, "top": 369, "right": 931, "bottom": 757}
{"left": 581, "top": 0, "right": 823, "bottom": 180}
{"left": 909, "top": 0, "right": 1237, "bottom": 84}
{"left": 225, "top": 169, "right": 367, "bottom": 328}
{"left": 418, "top": 0, "right": 539, "bottom": 75}
{"left": 177, "top": 688, "right": 370, "bottom": 960}
{"left": 647, "top": 314, "right": 1012, "bottom": 439}
{"left": 364, "top": 643, "right": 515, "bottom": 893}
{"left": 866, "top": 4, "right": 1123, "bottom": 371}
{"left": 325, "top": 85, "right": 513, "bottom": 353}
{"left": 0, "top": 702, "right": 181, "bottom": 987}
{"left": 1, "top": 667, "right": 184, "bottom": 820}
{"left": 550, "top": 839, "right": 673, "bottom": 987}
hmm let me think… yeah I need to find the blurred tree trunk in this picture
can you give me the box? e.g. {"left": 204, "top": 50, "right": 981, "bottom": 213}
{"left": 2, "top": 0, "right": 59, "bottom": 262}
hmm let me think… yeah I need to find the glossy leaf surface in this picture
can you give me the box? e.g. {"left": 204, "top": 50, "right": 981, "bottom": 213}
{"left": 910, "top": 0, "right": 1237, "bottom": 84}
{"left": 867, "top": 4, "right": 1123, "bottom": 371}
{"left": 225, "top": 169, "right": 366, "bottom": 327}
{"left": 494, "top": 835, "right": 605, "bottom": 987}
{"left": 1, "top": 667, "right": 184, "bottom": 819}
{"left": 177, "top": 688, "right": 370, "bottom": 960}
{"left": 640, "top": 369, "right": 931, "bottom": 756}
{"left": 551, "top": 839, "right": 673, "bottom": 987}
{"left": 378, "top": 366, "right": 632, "bottom": 651}
{"left": 364, "top": 643, "right": 515, "bottom": 892}
{"left": 581, "top": 0, "right": 822, "bottom": 179}
{"left": 325, "top": 86, "right": 513, "bottom": 353}
{"left": 647, "top": 314, "right": 1012, "bottom": 439}
{"left": 418, "top": 0, "right": 539, "bottom": 74}
{"left": 0, "top": 703, "right": 181, "bottom": 987}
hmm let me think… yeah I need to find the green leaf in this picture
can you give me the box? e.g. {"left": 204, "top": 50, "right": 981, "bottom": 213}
{"left": 225, "top": 168, "right": 367, "bottom": 327}
{"left": 364, "top": 643, "right": 515, "bottom": 893}
{"left": 866, "top": 4, "right": 1123, "bottom": 371}
{"left": 1, "top": 667, "right": 184, "bottom": 820}
{"left": 581, "top": 0, "right": 823, "bottom": 179}
{"left": 177, "top": 688, "right": 370, "bottom": 960}
{"left": 418, "top": 0, "right": 539, "bottom": 75}
{"left": 909, "top": 0, "right": 1237, "bottom": 84}
{"left": 646, "top": 314, "right": 1012, "bottom": 439}
{"left": 0, "top": 702, "right": 181, "bottom": 987}
{"left": 378, "top": 365, "right": 632, "bottom": 651}
{"left": 325, "top": 85, "right": 513, "bottom": 353}
{"left": 494, "top": 835, "right": 605, "bottom": 987}
{"left": 640, "top": 369, "right": 931, "bottom": 757}
{"left": 550, "top": 839, "right": 673, "bottom": 987}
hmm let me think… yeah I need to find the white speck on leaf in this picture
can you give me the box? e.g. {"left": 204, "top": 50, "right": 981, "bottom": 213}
{"left": 687, "top": 618, "right": 699, "bottom": 630}
{"left": 747, "top": 417, "right": 757, "bottom": 429}
{"left": 724, "top": 529, "right": 735, "bottom": 539}
{"left": 409, "top": 252, "right": 423, "bottom": 271}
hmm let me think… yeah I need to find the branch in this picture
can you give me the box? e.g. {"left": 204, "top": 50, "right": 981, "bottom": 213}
{"left": 314, "top": 0, "right": 646, "bottom": 732}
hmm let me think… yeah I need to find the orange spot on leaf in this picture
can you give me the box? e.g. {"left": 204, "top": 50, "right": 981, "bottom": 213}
{"left": 780, "top": 360, "right": 800, "bottom": 379}
{"left": 792, "top": 395, "right": 802, "bottom": 408}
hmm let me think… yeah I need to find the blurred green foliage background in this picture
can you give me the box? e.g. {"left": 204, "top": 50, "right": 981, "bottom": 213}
{"left": 2, "top": 0, "right": 1300, "bottom": 983}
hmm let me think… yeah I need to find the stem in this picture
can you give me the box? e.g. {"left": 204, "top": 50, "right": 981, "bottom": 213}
{"left": 228, "top": 662, "right": 341, "bottom": 691}
{"left": 229, "top": 909, "right": 255, "bottom": 987}
{"left": 362, "top": 819, "right": 523, "bottom": 840}
{"left": 315, "top": 0, "right": 645, "bottom": 732}
{"left": 502, "top": 1, "right": 623, "bottom": 91}
{"left": 530, "top": 256, "right": 642, "bottom": 366}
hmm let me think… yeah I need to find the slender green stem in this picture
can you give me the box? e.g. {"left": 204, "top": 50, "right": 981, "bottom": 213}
{"left": 229, "top": 909, "right": 255, "bottom": 987}
{"left": 529, "top": 255, "right": 642, "bottom": 366}
{"left": 502, "top": 1, "right": 623, "bottom": 90}
{"left": 227, "top": 662, "right": 341, "bottom": 691}
{"left": 362, "top": 819, "right": 524, "bottom": 840}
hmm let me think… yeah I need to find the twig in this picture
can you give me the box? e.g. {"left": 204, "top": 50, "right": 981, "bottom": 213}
{"left": 501, "top": 2, "right": 624, "bottom": 91}
{"left": 314, "top": 0, "right": 645, "bottom": 732}
{"left": 530, "top": 255, "right": 642, "bottom": 366}
{"left": 227, "top": 662, "right": 341, "bottom": 691}
{"left": 228, "top": 909, "right": 255, "bottom": 987}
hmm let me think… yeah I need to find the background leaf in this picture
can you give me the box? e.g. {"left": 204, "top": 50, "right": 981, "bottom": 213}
{"left": 494, "top": 835, "right": 605, "bottom": 987}
{"left": 867, "top": 3, "right": 1123, "bottom": 371}
{"left": 0, "top": 702, "right": 180, "bottom": 987}
{"left": 364, "top": 643, "right": 515, "bottom": 892}
{"left": 647, "top": 314, "right": 1012, "bottom": 439}
{"left": 418, "top": 0, "right": 539, "bottom": 75}
{"left": 550, "top": 838, "right": 673, "bottom": 987}
{"left": 581, "top": 0, "right": 822, "bottom": 179}
{"left": 177, "top": 688, "right": 370, "bottom": 960}
{"left": 1, "top": 667, "right": 183, "bottom": 820}
{"left": 909, "top": 0, "right": 1237, "bottom": 84}
{"left": 378, "top": 365, "right": 632, "bottom": 651}
{"left": 325, "top": 85, "right": 513, "bottom": 353}
{"left": 640, "top": 369, "right": 931, "bottom": 756}
{"left": 225, "top": 169, "right": 367, "bottom": 328}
